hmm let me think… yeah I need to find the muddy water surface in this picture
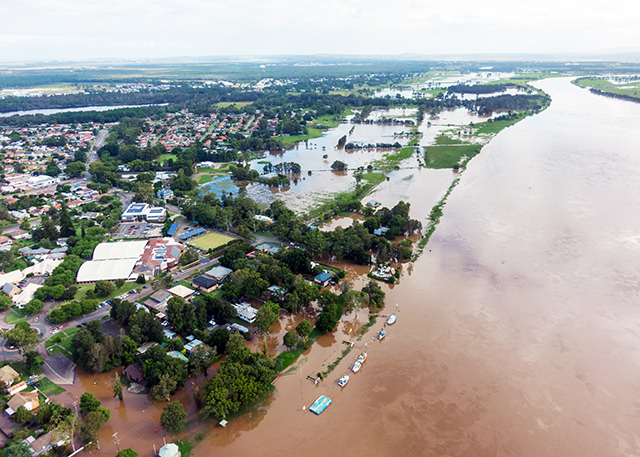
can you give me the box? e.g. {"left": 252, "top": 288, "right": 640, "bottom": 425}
{"left": 80, "top": 77, "right": 640, "bottom": 457}
{"left": 193, "top": 78, "right": 640, "bottom": 456}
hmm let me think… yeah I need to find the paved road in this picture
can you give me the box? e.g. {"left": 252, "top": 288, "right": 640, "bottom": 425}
{"left": 84, "top": 129, "right": 108, "bottom": 179}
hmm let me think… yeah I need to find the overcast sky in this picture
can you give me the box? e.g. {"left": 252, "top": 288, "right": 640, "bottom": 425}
{"left": 1, "top": 0, "right": 639, "bottom": 62}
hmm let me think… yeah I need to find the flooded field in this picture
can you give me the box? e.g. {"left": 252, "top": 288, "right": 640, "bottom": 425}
{"left": 73, "top": 76, "right": 640, "bottom": 457}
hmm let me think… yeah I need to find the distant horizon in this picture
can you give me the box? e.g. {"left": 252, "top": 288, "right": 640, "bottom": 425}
{"left": 2, "top": 50, "right": 640, "bottom": 67}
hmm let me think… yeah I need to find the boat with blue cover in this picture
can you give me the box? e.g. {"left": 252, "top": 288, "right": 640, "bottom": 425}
{"left": 310, "top": 395, "right": 332, "bottom": 415}
{"left": 338, "top": 375, "right": 349, "bottom": 387}
{"left": 377, "top": 329, "right": 386, "bottom": 340}
{"left": 387, "top": 315, "right": 397, "bottom": 325}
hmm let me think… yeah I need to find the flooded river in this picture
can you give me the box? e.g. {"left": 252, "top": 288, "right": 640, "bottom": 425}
{"left": 86, "top": 77, "right": 640, "bottom": 456}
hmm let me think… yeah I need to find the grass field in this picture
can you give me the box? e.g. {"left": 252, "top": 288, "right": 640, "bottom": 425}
{"left": 46, "top": 327, "right": 80, "bottom": 360}
{"left": 423, "top": 144, "right": 482, "bottom": 169}
{"left": 215, "top": 101, "right": 253, "bottom": 108}
{"left": 188, "top": 232, "right": 237, "bottom": 250}
{"left": 158, "top": 153, "right": 178, "bottom": 162}
{"left": 198, "top": 174, "right": 215, "bottom": 184}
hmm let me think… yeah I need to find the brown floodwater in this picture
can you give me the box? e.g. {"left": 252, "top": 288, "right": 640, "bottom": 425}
{"left": 80, "top": 77, "right": 640, "bottom": 457}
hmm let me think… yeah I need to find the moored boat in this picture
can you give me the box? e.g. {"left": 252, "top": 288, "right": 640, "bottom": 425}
{"left": 352, "top": 361, "right": 362, "bottom": 373}
{"left": 377, "top": 330, "right": 386, "bottom": 340}
{"left": 309, "top": 395, "right": 332, "bottom": 415}
{"left": 338, "top": 375, "right": 349, "bottom": 386}
{"left": 357, "top": 352, "right": 367, "bottom": 364}
{"left": 387, "top": 315, "right": 397, "bottom": 325}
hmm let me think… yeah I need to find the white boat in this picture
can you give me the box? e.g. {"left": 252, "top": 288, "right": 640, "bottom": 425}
{"left": 357, "top": 352, "right": 367, "bottom": 364}
{"left": 377, "top": 330, "right": 386, "bottom": 340}
{"left": 338, "top": 375, "right": 349, "bottom": 386}
{"left": 352, "top": 361, "right": 361, "bottom": 373}
{"left": 387, "top": 315, "right": 397, "bottom": 325}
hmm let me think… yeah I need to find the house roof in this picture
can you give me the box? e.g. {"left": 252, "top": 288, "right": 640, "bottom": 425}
{"left": 7, "top": 391, "right": 39, "bottom": 411}
{"left": 168, "top": 284, "right": 195, "bottom": 299}
{"left": 123, "top": 363, "right": 144, "bottom": 381}
{"left": 192, "top": 275, "right": 217, "bottom": 289}
{"left": 0, "top": 365, "right": 19, "bottom": 384}
{"left": 315, "top": 272, "right": 332, "bottom": 282}
{"left": 205, "top": 265, "right": 232, "bottom": 281}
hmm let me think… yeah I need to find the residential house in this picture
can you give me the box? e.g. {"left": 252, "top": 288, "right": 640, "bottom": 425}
{"left": 168, "top": 284, "right": 195, "bottom": 302}
{"left": 2, "top": 283, "right": 20, "bottom": 297}
{"left": 0, "top": 365, "right": 19, "bottom": 386}
{"left": 0, "top": 236, "right": 14, "bottom": 252}
{"left": 143, "top": 290, "right": 172, "bottom": 313}
{"left": 314, "top": 272, "right": 333, "bottom": 287}
{"left": 6, "top": 391, "right": 40, "bottom": 414}
{"left": 232, "top": 302, "right": 258, "bottom": 324}
{"left": 157, "top": 189, "right": 174, "bottom": 200}
{"left": 123, "top": 363, "right": 145, "bottom": 384}
{"left": 191, "top": 275, "right": 218, "bottom": 293}
{"left": 204, "top": 265, "right": 233, "bottom": 282}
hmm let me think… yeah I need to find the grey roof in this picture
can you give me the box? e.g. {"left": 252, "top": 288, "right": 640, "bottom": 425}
{"left": 20, "top": 247, "right": 50, "bottom": 255}
{"left": 205, "top": 265, "right": 233, "bottom": 280}
{"left": 192, "top": 275, "right": 217, "bottom": 289}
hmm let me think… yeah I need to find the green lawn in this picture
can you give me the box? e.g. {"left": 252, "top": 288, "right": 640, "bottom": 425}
{"left": 158, "top": 153, "right": 178, "bottom": 162}
{"left": 5, "top": 308, "right": 27, "bottom": 324}
{"left": 38, "top": 377, "right": 65, "bottom": 396}
{"left": 360, "top": 172, "right": 386, "bottom": 185}
{"left": 188, "top": 232, "right": 237, "bottom": 250}
{"left": 76, "top": 281, "right": 139, "bottom": 302}
{"left": 46, "top": 327, "right": 80, "bottom": 360}
{"left": 279, "top": 127, "right": 323, "bottom": 146}
{"left": 215, "top": 101, "right": 253, "bottom": 108}
{"left": 198, "top": 174, "right": 214, "bottom": 184}
{"left": 473, "top": 112, "right": 528, "bottom": 135}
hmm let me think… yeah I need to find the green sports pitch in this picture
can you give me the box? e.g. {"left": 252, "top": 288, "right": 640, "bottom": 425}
{"left": 188, "top": 232, "right": 237, "bottom": 250}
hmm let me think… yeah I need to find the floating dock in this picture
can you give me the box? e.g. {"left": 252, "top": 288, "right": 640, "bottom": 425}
{"left": 309, "top": 395, "right": 332, "bottom": 415}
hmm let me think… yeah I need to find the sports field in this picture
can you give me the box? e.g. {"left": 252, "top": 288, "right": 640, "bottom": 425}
{"left": 189, "top": 232, "right": 236, "bottom": 250}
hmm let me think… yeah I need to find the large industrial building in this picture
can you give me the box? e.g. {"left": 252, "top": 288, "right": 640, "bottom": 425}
{"left": 76, "top": 240, "right": 148, "bottom": 283}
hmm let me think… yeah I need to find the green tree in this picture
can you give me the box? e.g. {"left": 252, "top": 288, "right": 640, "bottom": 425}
{"left": 283, "top": 331, "right": 298, "bottom": 349}
{"left": 160, "top": 401, "right": 187, "bottom": 434}
{"left": 113, "top": 376, "right": 123, "bottom": 401}
{"left": 0, "top": 295, "right": 12, "bottom": 311}
{"left": 296, "top": 320, "right": 312, "bottom": 337}
{"left": 254, "top": 301, "right": 279, "bottom": 333}
{"left": 3, "top": 440, "right": 32, "bottom": 457}
{"left": 116, "top": 450, "right": 138, "bottom": 457}
{"left": 225, "top": 332, "right": 245, "bottom": 354}
{"left": 94, "top": 280, "right": 116, "bottom": 298}
{"left": 80, "top": 410, "right": 108, "bottom": 446}
{"left": 115, "top": 278, "right": 126, "bottom": 289}
{"left": 14, "top": 405, "right": 32, "bottom": 424}
{"left": 3, "top": 321, "right": 40, "bottom": 354}
{"left": 24, "top": 350, "right": 43, "bottom": 375}
{"left": 65, "top": 161, "right": 86, "bottom": 178}
{"left": 149, "top": 373, "right": 177, "bottom": 402}
{"left": 79, "top": 392, "right": 101, "bottom": 413}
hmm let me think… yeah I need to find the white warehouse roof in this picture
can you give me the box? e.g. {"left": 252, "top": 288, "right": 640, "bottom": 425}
{"left": 76, "top": 258, "right": 138, "bottom": 283}
{"left": 92, "top": 240, "right": 148, "bottom": 260}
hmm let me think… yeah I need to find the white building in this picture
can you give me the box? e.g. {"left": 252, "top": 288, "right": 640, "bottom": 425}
{"left": 121, "top": 203, "right": 150, "bottom": 221}
{"left": 146, "top": 207, "right": 167, "bottom": 223}
{"left": 27, "top": 175, "right": 57, "bottom": 188}
{"left": 232, "top": 302, "right": 258, "bottom": 323}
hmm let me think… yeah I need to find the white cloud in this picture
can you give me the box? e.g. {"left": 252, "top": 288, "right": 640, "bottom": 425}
{"left": 0, "top": 0, "right": 639, "bottom": 61}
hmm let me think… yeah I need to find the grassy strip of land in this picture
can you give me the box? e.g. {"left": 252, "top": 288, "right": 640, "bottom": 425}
{"left": 414, "top": 176, "right": 461, "bottom": 259}
{"left": 473, "top": 112, "right": 529, "bottom": 135}
{"left": 280, "top": 127, "right": 323, "bottom": 146}
{"left": 423, "top": 144, "right": 482, "bottom": 169}
{"left": 574, "top": 77, "right": 640, "bottom": 101}
{"left": 370, "top": 147, "right": 416, "bottom": 170}
{"left": 5, "top": 307, "right": 28, "bottom": 324}
{"left": 215, "top": 101, "right": 253, "bottom": 108}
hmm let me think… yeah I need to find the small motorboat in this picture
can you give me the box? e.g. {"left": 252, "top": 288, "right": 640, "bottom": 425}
{"left": 352, "top": 361, "right": 362, "bottom": 373}
{"left": 377, "top": 330, "right": 386, "bottom": 340}
{"left": 338, "top": 375, "right": 349, "bottom": 387}
{"left": 357, "top": 352, "right": 367, "bottom": 364}
{"left": 387, "top": 315, "right": 397, "bottom": 325}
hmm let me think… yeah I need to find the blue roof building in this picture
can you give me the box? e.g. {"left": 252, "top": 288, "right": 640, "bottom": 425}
{"left": 314, "top": 272, "right": 332, "bottom": 286}
{"left": 167, "top": 223, "right": 178, "bottom": 236}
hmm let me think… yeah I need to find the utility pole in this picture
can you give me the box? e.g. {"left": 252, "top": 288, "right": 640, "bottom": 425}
{"left": 113, "top": 432, "right": 120, "bottom": 454}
